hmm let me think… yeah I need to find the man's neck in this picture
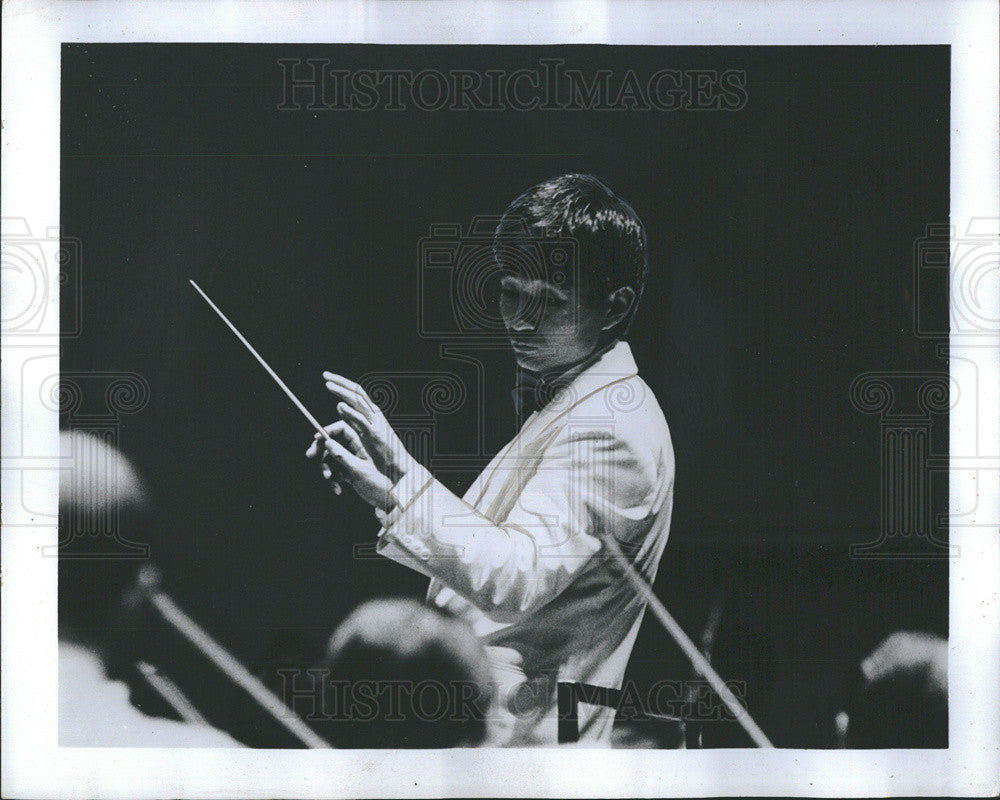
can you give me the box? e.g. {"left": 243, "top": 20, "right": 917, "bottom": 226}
{"left": 531, "top": 338, "right": 619, "bottom": 384}
{"left": 512, "top": 340, "right": 622, "bottom": 422}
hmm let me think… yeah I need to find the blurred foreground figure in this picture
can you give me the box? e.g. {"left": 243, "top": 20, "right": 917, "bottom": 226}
{"left": 838, "top": 630, "right": 947, "bottom": 749}
{"left": 314, "top": 599, "right": 494, "bottom": 748}
{"left": 610, "top": 717, "right": 686, "bottom": 749}
{"left": 58, "top": 430, "right": 241, "bottom": 747}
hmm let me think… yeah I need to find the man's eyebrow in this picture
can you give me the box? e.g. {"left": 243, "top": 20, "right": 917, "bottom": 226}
{"left": 499, "top": 274, "right": 568, "bottom": 298}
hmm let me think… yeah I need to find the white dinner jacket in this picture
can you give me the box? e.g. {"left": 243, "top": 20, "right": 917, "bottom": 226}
{"left": 376, "top": 340, "right": 675, "bottom": 744}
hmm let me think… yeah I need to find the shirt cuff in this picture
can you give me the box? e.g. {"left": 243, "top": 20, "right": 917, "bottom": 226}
{"left": 390, "top": 463, "right": 434, "bottom": 512}
{"left": 375, "top": 462, "right": 434, "bottom": 530}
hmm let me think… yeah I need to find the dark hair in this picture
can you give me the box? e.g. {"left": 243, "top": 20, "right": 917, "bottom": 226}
{"left": 316, "top": 599, "right": 494, "bottom": 749}
{"left": 493, "top": 173, "right": 648, "bottom": 338}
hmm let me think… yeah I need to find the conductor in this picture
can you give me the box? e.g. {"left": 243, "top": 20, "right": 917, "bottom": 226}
{"left": 307, "top": 174, "right": 675, "bottom": 745}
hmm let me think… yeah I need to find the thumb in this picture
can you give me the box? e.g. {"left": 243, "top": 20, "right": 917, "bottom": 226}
{"left": 323, "top": 436, "right": 365, "bottom": 471}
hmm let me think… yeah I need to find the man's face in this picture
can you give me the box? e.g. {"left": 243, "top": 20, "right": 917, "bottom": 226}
{"left": 498, "top": 269, "right": 607, "bottom": 374}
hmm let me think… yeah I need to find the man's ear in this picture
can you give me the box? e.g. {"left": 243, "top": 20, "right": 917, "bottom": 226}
{"left": 602, "top": 286, "right": 636, "bottom": 331}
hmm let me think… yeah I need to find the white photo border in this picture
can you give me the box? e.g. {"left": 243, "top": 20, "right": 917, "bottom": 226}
{"left": 2, "top": 1, "right": 998, "bottom": 797}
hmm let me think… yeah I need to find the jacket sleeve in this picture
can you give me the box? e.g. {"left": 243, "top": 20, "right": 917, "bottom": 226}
{"left": 376, "top": 427, "right": 664, "bottom": 623}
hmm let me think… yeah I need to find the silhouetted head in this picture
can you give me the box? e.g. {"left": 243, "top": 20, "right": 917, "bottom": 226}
{"left": 317, "top": 599, "right": 494, "bottom": 748}
{"left": 841, "top": 631, "right": 947, "bottom": 748}
{"left": 58, "top": 430, "right": 150, "bottom": 648}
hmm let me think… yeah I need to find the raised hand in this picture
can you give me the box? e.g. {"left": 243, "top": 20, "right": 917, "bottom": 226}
{"left": 321, "top": 372, "right": 418, "bottom": 485}
{"left": 305, "top": 420, "right": 395, "bottom": 511}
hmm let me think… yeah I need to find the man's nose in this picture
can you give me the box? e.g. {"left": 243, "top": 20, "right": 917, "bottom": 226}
{"left": 505, "top": 293, "right": 543, "bottom": 331}
{"left": 509, "top": 314, "right": 536, "bottom": 332}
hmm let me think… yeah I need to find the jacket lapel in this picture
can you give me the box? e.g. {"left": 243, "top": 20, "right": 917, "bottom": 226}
{"left": 426, "top": 341, "right": 640, "bottom": 613}
{"left": 473, "top": 341, "right": 640, "bottom": 516}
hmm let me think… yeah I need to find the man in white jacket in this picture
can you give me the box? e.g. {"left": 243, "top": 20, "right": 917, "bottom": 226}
{"left": 309, "top": 174, "right": 674, "bottom": 745}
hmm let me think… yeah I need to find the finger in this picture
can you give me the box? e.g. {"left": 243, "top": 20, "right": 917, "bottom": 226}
{"left": 317, "top": 446, "right": 344, "bottom": 490}
{"left": 322, "top": 437, "right": 367, "bottom": 474}
{"left": 323, "top": 374, "right": 376, "bottom": 419}
{"left": 324, "top": 381, "right": 371, "bottom": 419}
{"left": 338, "top": 422, "right": 365, "bottom": 457}
{"left": 322, "top": 420, "right": 366, "bottom": 457}
{"left": 320, "top": 463, "right": 344, "bottom": 494}
{"left": 338, "top": 400, "right": 379, "bottom": 444}
{"left": 322, "top": 372, "right": 359, "bottom": 390}
{"left": 323, "top": 377, "right": 370, "bottom": 413}
{"left": 321, "top": 462, "right": 343, "bottom": 492}
{"left": 309, "top": 421, "right": 366, "bottom": 458}
{"left": 322, "top": 373, "right": 362, "bottom": 397}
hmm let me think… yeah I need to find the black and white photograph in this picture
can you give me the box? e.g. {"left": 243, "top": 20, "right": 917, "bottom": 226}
{"left": 2, "top": 2, "right": 998, "bottom": 798}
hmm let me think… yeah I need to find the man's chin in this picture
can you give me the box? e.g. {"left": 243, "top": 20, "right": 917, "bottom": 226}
{"left": 514, "top": 349, "right": 582, "bottom": 375}
{"left": 513, "top": 350, "right": 547, "bottom": 372}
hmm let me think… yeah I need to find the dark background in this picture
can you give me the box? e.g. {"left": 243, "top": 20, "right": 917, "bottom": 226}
{"left": 61, "top": 44, "right": 949, "bottom": 747}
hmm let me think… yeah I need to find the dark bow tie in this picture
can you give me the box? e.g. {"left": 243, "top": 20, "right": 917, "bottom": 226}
{"left": 512, "top": 369, "right": 571, "bottom": 421}
{"left": 510, "top": 342, "right": 617, "bottom": 422}
{"left": 512, "top": 369, "right": 545, "bottom": 420}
